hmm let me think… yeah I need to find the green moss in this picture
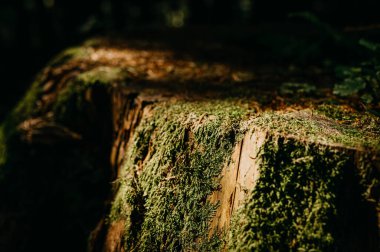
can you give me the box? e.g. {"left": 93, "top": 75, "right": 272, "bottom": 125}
{"left": 228, "top": 105, "right": 378, "bottom": 251}
{"left": 0, "top": 57, "right": 117, "bottom": 250}
{"left": 0, "top": 72, "right": 47, "bottom": 187}
{"left": 110, "top": 100, "right": 249, "bottom": 251}
{"left": 252, "top": 109, "right": 380, "bottom": 149}
{"left": 0, "top": 64, "right": 126, "bottom": 179}
{"left": 0, "top": 78, "right": 43, "bottom": 169}
{"left": 53, "top": 66, "right": 127, "bottom": 119}
{"left": 355, "top": 152, "right": 380, "bottom": 203}
{"left": 106, "top": 99, "right": 379, "bottom": 251}
{"left": 316, "top": 104, "right": 380, "bottom": 132}
{"left": 315, "top": 104, "right": 356, "bottom": 121}
{"left": 228, "top": 136, "right": 352, "bottom": 251}
{"left": 76, "top": 66, "right": 127, "bottom": 85}
{"left": 47, "top": 46, "right": 91, "bottom": 67}
{"left": 2, "top": 41, "right": 379, "bottom": 251}
{"left": 9, "top": 80, "right": 42, "bottom": 126}
{"left": 0, "top": 64, "right": 127, "bottom": 165}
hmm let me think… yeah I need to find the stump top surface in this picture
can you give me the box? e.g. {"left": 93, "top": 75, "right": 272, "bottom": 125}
{"left": 32, "top": 38, "right": 379, "bottom": 151}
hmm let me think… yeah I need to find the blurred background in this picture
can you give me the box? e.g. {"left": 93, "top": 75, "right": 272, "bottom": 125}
{"left": 1, "top": 0, "right": 380, "bottom": 120}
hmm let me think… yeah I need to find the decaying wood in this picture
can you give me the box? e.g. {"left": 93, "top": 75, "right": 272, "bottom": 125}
{"left": 1, "top": 38, "right": 379, "bottom": 251}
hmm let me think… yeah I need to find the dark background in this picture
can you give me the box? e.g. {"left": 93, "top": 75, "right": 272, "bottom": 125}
{"left": 1, "top": 0, "right": 380, "bottom": 120}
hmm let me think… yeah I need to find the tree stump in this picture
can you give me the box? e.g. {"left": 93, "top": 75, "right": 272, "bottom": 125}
{"left": 0, "top": 38, "right": 379, "bottom": 251}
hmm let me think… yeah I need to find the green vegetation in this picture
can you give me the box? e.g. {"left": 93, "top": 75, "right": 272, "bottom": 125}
{"left": 0, "top": 55, "right": 118, "bottom": 251}
{"left": 76, "top": 66, "right": 127, "bottom": 85}
{"left": 0, "top": 78, "right": 43, "bottom": 178}
{"left": 1, "top": 35, "right": 379, "bottom": 251}
{"left": 0, "top": 44, "right": 90, "bottom": 139}
{"left": 280, "top": 82, "right": 317, "bottom": 96}
{"left": 333, "top": 60, "right": 380, "bottom": 106}
{"left": 53, "top": 66, "right": 127, "bottom": 120}
{"left": 107, "top": 96, "right": 379, "bottom": 251}
{"left": 228, "top": 137, "right": 351, "bottom": 251}
{"left": 48, "top": 46, "right": 91, "bottom": 67}
{"left": 290, "top": 13, "right": 380, "bottom": 109}
{"left": 226, "top": 101, "right": 379, "bottom": 251}
{"left": 0, "top": 57, "right": 119, "bottom": 177}
{"left": 252, "top": 108, "right": 380, "bottom": 149}
{"left": 109, "top": 100, "right": 249, "bottom": 251}
{"left": 0, "top": 50, "right": 103, "bottom": 170}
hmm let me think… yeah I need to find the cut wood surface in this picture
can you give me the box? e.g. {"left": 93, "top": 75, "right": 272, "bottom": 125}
{"left": 0, "top": 38, "right": 379, "bottom": 251}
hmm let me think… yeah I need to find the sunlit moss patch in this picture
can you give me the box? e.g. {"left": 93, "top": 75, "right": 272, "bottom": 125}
{"left": 109, "top": 100, "right": 250, "bottom": 251}
{"left": 251, "top": 109, "right": 380, "bottom": 149}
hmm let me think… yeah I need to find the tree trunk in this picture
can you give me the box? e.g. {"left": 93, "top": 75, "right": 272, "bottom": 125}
{"left": 0, "top": 37, "right": 379, "bottom": 251}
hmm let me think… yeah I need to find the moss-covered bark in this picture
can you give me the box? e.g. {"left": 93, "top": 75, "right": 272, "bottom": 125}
{"left": 0, "top": 39, "right": 379, "bottom": 251}
{"left": 108, "top": 101, "right": 248, "bottom": 251}
{"left": 105, "top": 104, "right": 379, "bottom": 251}
{"left": 228, "top": 136, "right": 378, "bottom": 251}
{"left": 0, "top": 49, "right": 115, "bottom": 251}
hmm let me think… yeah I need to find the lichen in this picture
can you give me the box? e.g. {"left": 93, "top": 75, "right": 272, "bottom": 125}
{"left": 228, "top": 136, "right": 354, "bottom": 251}
{"left": 109, "top": 100, "right": 250, "bottom": 251}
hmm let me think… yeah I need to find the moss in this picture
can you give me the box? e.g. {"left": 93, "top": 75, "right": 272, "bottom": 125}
{"left": 316, "top": 104, "right": 380, "bottom": 132}
{"left": 53, "top": 66, "right": 127, "bottom": 120}
{"left": 76, "top": 66, "right": 127, "bottom": 85}
{"left": 0, "top": 59, "right": 117, "bottom": 251}
{"left": 9, "top": 80, "right": 42, "bottom": 126}
{"left": 2, "top": 41, "right": 379, "bottom": 250}
{"left": 355, "top": 152, "right": 380, "bottom": 203}
{"left": 47, "top": 46, "right": 91, "bottom": 67}
{"left": 228, "top": 136, "right": 353, "bottom": 251}
{"left": 0, "top": 64, "right": 127, "bottom": 166}
{"left": 0, "top": 63, "right": 125, "bottom": 191}
{"left": 228, "top": 105, "right": 379, "bottom": 251}
{"left": 252, "top": 109, "right": 380, "bottom": 150}
{"left": 106, "top": 98, "right": 379, "bottom": 251}
{"left": 109, "top": 100, "right": 249, "bottom": 251}
{"left": 0, "top": 77, "right": 43, "bottom": 173}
